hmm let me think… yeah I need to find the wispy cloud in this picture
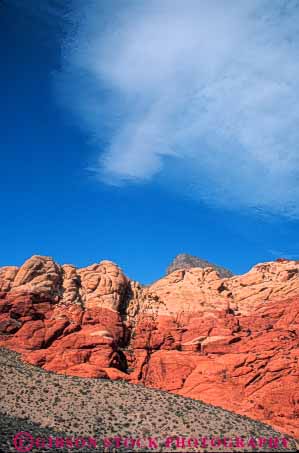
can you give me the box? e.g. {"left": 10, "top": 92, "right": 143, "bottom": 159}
{"left": 57, "top": 0, "right": 299, "bottom": 216}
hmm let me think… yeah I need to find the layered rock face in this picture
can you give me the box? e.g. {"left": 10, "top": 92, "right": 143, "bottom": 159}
{"left": 0, "top": 255, "right": 299, "bottom": 438}
{"left": 167, "top": 253, "right": 233, "bottom": 278}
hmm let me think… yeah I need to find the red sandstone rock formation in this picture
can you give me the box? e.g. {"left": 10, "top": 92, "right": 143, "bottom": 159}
{"left": 0, "top": 255, "right": 299, "bottom": 438}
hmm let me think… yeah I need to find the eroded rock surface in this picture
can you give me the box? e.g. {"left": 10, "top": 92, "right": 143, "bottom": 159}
{"left": 0, "top": 255, "right": 299, "bottom": 438}
{"left": 166, "top": 253, "right": 233, "bottom": 278}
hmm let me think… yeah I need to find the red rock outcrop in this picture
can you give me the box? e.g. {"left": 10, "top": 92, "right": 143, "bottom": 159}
{"left": 0, "top": 255, "right": 299, "bottom": 438}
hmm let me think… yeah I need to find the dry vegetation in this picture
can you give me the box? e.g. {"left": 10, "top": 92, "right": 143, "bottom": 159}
{"left": 0, "top": 347, "right": 297, "bottom": 452}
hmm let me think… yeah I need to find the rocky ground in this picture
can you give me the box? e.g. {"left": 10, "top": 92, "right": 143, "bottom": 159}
{"left": 0, "top": 348, "right": 298, "bottom": 453}
{"left": 0, "top": 255, "right": 299, "bottom": 439}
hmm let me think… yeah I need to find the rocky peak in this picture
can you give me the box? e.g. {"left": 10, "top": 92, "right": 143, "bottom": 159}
{"left": 1, "top": 255, "right": 299, "bottom": 437}
{"left": 166, "top": 253, "right": 233, "bottom": 278}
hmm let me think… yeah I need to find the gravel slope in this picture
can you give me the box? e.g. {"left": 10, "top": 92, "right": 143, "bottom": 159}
{"left": 0, "top": 348, "right": 297, "bottom": 452}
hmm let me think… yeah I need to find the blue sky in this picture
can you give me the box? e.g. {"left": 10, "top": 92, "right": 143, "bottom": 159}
{"left": 1, "top": 0, "right": 299, "bottom": 283}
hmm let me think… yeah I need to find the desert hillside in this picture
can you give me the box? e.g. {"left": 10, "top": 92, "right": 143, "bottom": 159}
{"left": 0, "top": 348, "right": 297, "bottom": 452}
{"left": 0, "top": 255, "right": 299, "bottom": 439}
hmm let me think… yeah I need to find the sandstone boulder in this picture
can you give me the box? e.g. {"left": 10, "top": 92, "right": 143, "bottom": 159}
{"left": 0, "top": 255, "right": 299, "bottom": 438}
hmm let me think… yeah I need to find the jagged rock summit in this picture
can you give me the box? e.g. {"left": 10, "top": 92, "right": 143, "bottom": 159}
{"left": 167, "top": 253, "right": 233, "bottom": 278}
{"left": 0, "top": 255, "right": 299, "bottom": 439}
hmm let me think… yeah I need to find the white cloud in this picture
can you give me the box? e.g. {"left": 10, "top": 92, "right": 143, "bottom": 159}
{"left": 58, "top": 0, "right": 299, "bottom": 216}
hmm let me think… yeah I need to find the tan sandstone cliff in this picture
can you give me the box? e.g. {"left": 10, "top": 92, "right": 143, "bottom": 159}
{"left": 0, "top": 255, "right": 298, "bottom": 438}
